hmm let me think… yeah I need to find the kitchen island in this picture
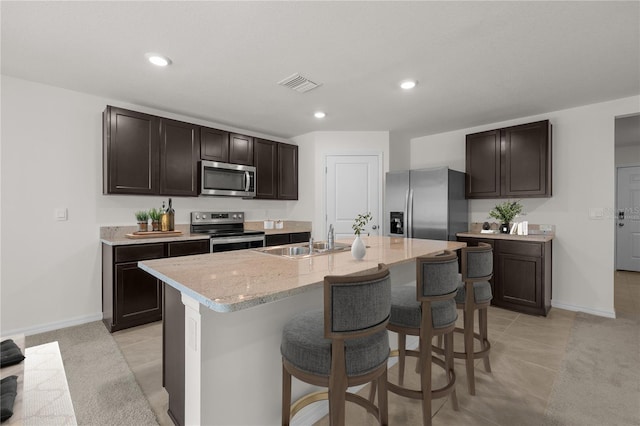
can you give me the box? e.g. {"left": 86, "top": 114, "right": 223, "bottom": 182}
{"left": 139, "top": 236, "right": 465, "bottom": 425}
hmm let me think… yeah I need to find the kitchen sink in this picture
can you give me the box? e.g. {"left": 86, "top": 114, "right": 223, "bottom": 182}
{"left": 255, "top": 241, "right": 351, "bottom": 259}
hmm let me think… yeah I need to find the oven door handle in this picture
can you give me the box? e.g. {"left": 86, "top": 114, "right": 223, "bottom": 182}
{"left": 210, "top": 236, "right": 265, "bottom": 245}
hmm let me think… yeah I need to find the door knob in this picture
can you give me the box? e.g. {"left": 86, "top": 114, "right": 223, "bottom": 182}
{"left": 371, "top": 225, "right": 378, "bottom": 230}
{"left": 618, "top": 223, "right": 624, "bottom": 227}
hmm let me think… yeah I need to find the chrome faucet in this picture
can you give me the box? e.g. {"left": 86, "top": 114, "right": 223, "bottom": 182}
{"left": 328, "top": 224, "right": 335, "bottom": 250}
{"left": 309, "top": 236, "right": 314, "bottom": 252}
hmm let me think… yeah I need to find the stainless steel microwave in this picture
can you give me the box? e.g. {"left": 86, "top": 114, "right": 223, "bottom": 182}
{"left": 200, "top": 161, "right": 256, "bottom": 197}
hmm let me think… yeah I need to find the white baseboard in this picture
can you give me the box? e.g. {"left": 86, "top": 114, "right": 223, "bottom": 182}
{"left": 551, "top": 301, "right": 616, "bottom": 319}
{"left": 2, "top": 312, "right": 103, "bottom": 337}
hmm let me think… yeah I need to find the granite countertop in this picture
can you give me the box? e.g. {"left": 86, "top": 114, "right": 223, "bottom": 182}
{"left": 139, "top": 236, "right": 465, "bottom": 313}
{"left": 101, "top": 221, "right": 313, "bottom": 245}
{"left": 457, "top": 232, "right": 554, "bottom": 242}
{"left": 100, "top": 224, "right": 210, "bottom": 246}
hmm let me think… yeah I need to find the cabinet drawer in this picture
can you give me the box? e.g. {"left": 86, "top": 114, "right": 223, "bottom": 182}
{"left": 265, "top": 234, "right": 290, "bottom": 247}
{"left": 289, "top": 232, "right": 311, "bottom": 244}
{"left": 168, "top": 240, "right": 209, "bottom": 257}
{"left": 498, "top": 240, "right": 542, "bottom": 257}
{"left": 115, "top": 243, "right": 166, "bottom": 263}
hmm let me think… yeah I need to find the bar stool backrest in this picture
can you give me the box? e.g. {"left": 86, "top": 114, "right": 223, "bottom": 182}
{"left": 461, "top": 243, "right": 493, "bottom": 282}
{"left": 324, "top": 264, "right": 391, "bottom": 339}
{"left": 417, "top": 250, "right": 460, "bottom": 300}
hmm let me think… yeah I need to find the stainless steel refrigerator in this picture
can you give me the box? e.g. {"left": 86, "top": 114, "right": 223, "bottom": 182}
{"left": 385, "top": 167, "right": 468, "bottom": 241}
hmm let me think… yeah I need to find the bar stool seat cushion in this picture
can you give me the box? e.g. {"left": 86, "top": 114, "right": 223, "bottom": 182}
{"left": 389, "top": 285, "right": 457, "bottom": 330}
{"left": 455, "top": 281, "right": 492, "bottom": 304}
{"left": 281, "top": 310, "right": 389, "bottom": 377}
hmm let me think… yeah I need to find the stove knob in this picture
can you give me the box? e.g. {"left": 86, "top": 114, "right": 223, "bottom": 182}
{"left": 232, "top": 214, "right": 238, "bottom": 219}
{"left": 196, "top": 214, "right": 200, "bottom": 220}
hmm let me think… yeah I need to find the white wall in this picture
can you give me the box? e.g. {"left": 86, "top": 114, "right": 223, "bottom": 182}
{"left": 291, "top": 131, "right": 390, "bottom": 240}
{"left": 389, "top": 131, "right": 411, "bottom": 171}
{"left": 411, "top": 96, "right": 640, "bottom": 317}
{"left": 0, "top": 76, "right": 307, "bottom": 335}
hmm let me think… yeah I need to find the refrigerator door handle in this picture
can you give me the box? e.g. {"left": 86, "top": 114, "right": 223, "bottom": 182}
{"left": 403, "top": 189, "right": 409, "bottom": 238}
{"left": 407, "top": 189, "right": 414, "bottom": 238}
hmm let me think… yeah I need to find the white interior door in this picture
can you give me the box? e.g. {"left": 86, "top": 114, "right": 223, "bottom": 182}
{"left": 326, "top": 154, "right": 382, "bottom": 240}
{"left": 616, "top": 165, "right": 640, "bottom": 271}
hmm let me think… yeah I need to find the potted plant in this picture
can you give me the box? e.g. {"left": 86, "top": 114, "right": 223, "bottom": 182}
{"left": 488, "top": 200, "right": 524, "bottom": 233}
{"left": 148, "top": 208, "right": 162, "bottom": 231}
{"left": 135, "top": 211, "right": 149, "bottom": 232}
{"left": 351, "top": 212, "right": 372, "bottom": 260}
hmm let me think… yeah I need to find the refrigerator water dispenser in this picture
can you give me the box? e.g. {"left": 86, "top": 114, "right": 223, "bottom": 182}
{"left": 390, "top": 212, "right": 404, "bottom": 234}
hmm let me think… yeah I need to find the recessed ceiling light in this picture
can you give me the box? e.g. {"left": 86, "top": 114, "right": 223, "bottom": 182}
{"left": 314, "top": 111, "right": 326, "bottom": 119}
{"left": 145, "top": 53, "right": 172, "bottom": 67}
{"left": 400, "top": 80, "right": 417, "bottom": 90}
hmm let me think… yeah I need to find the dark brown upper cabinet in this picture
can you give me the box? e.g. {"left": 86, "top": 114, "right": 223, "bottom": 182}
{"left": 200, "top": 127, "right": 230, "bottom": 162}
{"left": 253, "top": 139, "right": 298, "bottom": 200}
{"left": 103, "top": 106, "right": 200, "bottom": 197}
{"left": 277, "top": 143, "right": 298, "bottom": 200}
{"left": 103, "top": 106, "right": 160, "bottom": 195}
{"left": 160, "top": 118, "right": 200, "bottom": 196}
{"left": 229, "top": 133, "right": 254, "bottom": 166}
{"left": 466, "top": 120, "right": 552, "bottom": 199}
{"left": 254, "top": 139, "right": 278, "bottom": 199}
{"left": 465, "top": 129, "right": 501, "bottom": 198}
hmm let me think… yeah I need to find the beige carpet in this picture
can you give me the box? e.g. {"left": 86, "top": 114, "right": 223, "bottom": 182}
{"left": 26, "top": 321, "right": 158, "bottom": 426}
{"left": 543, "top": 312, "right": 640, "bottom": 425}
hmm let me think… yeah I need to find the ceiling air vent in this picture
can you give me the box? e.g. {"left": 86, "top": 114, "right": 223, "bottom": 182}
{"left": 277, "top": 73, "right": 321, "bottom": 93}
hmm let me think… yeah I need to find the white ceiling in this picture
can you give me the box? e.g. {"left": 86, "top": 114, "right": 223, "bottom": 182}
{"left": 2, "top": 1, "right": 639, "bottom": 141}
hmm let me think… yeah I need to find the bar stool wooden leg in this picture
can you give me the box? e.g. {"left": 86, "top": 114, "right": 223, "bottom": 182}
{"left": 282, "top": 364, "right": 292, "bottom": 426}
{"left": 445, "top": 331, "right": 459, "bottom": 410}
{"left": 398, "top": 333, "right": 407, "bottom": 386}
{"left": 420, "top": 335, "right": 433, "bottom": 426}
{"left": 479, "top": 308, "right": 491, "bottom": 372}
{"left": 464, "top": 307, "right": 476, "bottom": 395}
{"left": 329, "top": 342, "right": 348, "bottom": 425}
{"left": 378, "top": 370, "right": 389, "bottom": 425}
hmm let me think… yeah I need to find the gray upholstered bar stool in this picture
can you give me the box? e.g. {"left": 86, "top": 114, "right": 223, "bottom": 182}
{"left": 280, "top": 264, "right": 391, "bottom": 426}
{"left": 385, "top": 251, "right": 460, "bottom": 426}
{"left": 453, "top": 242, "right": 494, "bottom": 395}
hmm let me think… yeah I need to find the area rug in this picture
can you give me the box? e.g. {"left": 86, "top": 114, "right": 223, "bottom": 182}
{"left": 26, "top": 321, "right": 158, "bottom": 425}
{"left": 543, "top": 312, "right": 640, "bottom": 425}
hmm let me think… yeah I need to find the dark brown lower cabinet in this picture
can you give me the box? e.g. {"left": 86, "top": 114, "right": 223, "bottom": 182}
{"left": 115, "top": 262, "right": 162, "bottom": 328}
{"left": 102, "top": 239, "right": 209, "bottom": 332}
{"left": 457, "top": 236, "right": 552, "bottom": 316}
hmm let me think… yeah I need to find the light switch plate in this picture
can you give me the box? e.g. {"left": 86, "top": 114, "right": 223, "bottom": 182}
{"left": 55, "top": 208, "right": 68, "bottom": 221}
{"left": 588, "top": 207, "right": 604, "bottom": 220}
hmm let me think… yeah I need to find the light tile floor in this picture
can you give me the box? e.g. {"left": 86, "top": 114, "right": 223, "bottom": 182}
{"left": 113, "top": 271, "right": 639, "bottom": 425}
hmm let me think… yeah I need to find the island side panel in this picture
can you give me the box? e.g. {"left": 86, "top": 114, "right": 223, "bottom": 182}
{"left": 195, "top": 261, "right": 416, "bottom": 425}
{"left": 198, "top": 285, "right": 324, "bottom": 425}
{"left": 164, "top": 283, "right": 186, "bottom": 426}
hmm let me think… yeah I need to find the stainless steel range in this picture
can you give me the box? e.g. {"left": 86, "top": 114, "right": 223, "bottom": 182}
{"left": 190, "top": 211, "right": 265, "bottom": 253}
